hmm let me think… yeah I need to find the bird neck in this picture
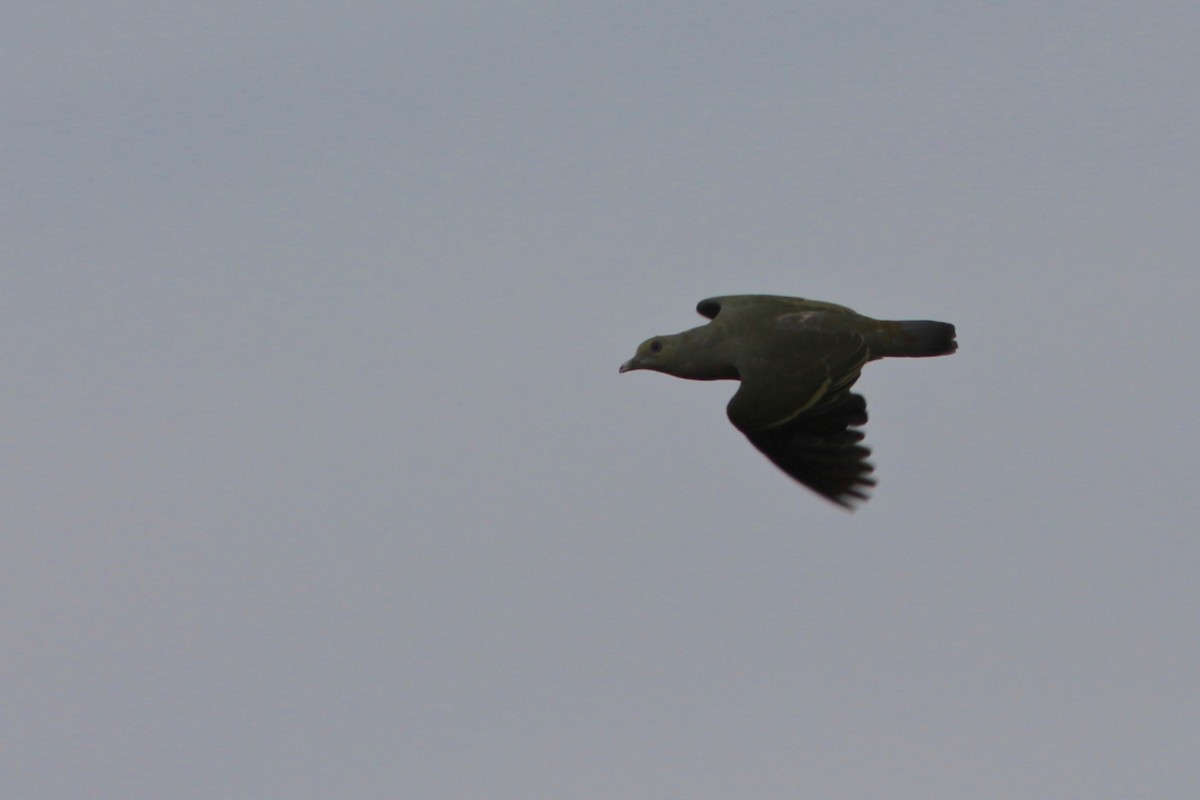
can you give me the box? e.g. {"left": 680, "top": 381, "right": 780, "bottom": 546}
{"left": 669, "top": 327, "right": 739, "bottom": 380}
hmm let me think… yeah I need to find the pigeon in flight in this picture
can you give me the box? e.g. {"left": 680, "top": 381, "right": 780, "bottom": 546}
{"left": 620, "top": 295, "right": 957, "bottom": 508}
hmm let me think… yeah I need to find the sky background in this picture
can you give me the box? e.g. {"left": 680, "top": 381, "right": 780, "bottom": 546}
{"left": 4, "top": 2, "right": 1199, "bottom": 798}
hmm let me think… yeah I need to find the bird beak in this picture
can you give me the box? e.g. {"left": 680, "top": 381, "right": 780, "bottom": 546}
{"left": 619, "top": 358, "right": 638, "bottom": 374}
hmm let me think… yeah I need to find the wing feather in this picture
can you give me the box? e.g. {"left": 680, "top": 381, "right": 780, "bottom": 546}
{"left": 725, "top": 329, "right": 875, "bottom": 507}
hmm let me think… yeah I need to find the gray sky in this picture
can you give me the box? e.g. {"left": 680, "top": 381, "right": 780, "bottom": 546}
{"left": 4, "top": 3, "right": 1199, "bottom": 798}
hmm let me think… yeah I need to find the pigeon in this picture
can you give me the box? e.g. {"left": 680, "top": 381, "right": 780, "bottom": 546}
{"left": 619, "top": 295, "right": 957, "bottom": 507}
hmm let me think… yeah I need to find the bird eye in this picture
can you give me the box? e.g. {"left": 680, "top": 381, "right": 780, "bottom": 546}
{"left": 649, "top": 340, "right": 663, "bottom": 353}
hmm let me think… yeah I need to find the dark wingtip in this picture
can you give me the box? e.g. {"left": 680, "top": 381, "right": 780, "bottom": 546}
{"left": 829, "top": 485, "right": 874, "bottom": 510}
{"left": 696, "top": 298, "right": 722, "bottom": 319}
{"left": 741, "top": 393, "right": 877, "bottom": 509}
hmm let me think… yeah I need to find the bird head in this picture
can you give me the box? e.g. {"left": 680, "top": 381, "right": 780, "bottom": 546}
{"left": 619, "top": 336, "right": 676, "bottom": 374}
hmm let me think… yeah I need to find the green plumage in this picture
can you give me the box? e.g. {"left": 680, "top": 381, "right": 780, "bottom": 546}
{"left": 619, "top": 295, "right": 957, "bottom": 508}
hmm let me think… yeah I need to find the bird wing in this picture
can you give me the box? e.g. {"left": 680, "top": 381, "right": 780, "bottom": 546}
{"left": 697, "top": 294, "right": 858, "bottom": 321}
{"left": 725, "top": 328, "right": 876, "bottom": 507}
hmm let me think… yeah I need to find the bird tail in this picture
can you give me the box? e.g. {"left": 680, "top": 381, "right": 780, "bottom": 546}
{"left": 870, "top": 320, "right": 957, "bottom": 358}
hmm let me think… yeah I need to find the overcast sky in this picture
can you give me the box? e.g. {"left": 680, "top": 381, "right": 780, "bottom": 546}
{"left": 4, "top": 3, "right": 1199, "bottom": 798}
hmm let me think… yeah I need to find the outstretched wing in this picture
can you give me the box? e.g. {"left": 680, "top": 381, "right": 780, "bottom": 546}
{"left": 697, "top": 294, "right": 858, "bottom": 322}
{"left": 725, "top": 329, "right": 875, "bottom": 508}
{"left": 733, "top": 391, "right": 875, "bottom": 508}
